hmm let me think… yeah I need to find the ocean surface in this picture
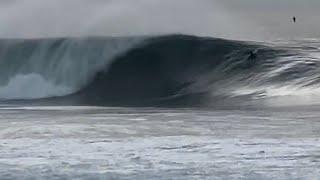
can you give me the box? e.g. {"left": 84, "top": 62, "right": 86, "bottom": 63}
{"left": 0, "top": 35, "right": 320, "bottom": 179}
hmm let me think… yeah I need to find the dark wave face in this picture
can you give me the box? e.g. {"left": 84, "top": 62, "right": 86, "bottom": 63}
{"left": 69, "top": 35, "right": 275, "bottom": 106}
{"left": 1, "top": 35, "right": 320, "bottom": 107}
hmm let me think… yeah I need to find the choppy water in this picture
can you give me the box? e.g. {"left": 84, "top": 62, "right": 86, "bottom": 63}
{"left": 0, "top": 105, "right": 319, "bottom": 180}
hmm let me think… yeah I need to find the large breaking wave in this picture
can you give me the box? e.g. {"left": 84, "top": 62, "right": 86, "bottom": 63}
{"left": 1, "top": 35, "right": 320, "bottom": 106}
{"left": 0, "top": 37, "right": 142, "bottom": 99}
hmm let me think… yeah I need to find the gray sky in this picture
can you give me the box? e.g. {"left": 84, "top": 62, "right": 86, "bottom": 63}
{"left": 0, "top": 0, "right": 319, "bottom": 40}
{"left": 219, "top": 0, "right": 320, "bottom": 39}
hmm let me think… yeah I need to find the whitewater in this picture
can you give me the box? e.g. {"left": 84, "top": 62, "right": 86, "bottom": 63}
{"left": 0, "top": 34, "right": 320, "bottom": 180}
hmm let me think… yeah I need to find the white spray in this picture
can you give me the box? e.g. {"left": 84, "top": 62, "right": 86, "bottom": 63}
{"left": 0, "top": 0, "right": 261, "bottom": 40}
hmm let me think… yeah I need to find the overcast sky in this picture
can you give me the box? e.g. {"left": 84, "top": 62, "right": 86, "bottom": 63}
{"left": 0, "top": 0, "right": 319, "bottom": 40}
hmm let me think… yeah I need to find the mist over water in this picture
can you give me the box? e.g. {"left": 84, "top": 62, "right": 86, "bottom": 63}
{"left": 1, "top": 0, "right": 320, "bottom": 40}
{"left": 0, "top": 0, "right": 262, "bottom": 40}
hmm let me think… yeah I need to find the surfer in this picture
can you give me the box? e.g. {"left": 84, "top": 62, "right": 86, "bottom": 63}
{"left": 244, "top": 50, "right": 258, "bottom": 68}
{"left": 293, "top": 16, "right": 296, "bottom": 23}
{"left": 248, "top": 50, "right": 257, "bottom": 60}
